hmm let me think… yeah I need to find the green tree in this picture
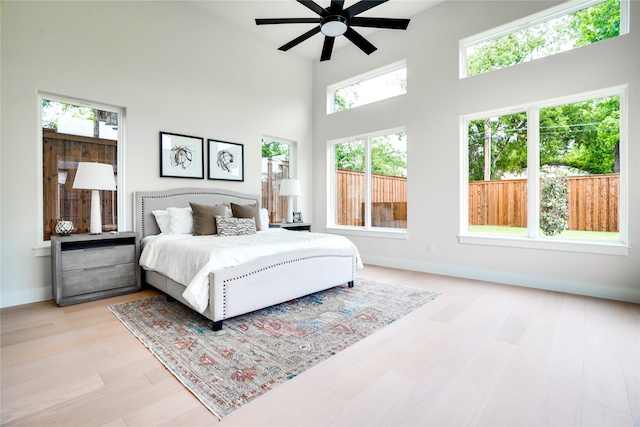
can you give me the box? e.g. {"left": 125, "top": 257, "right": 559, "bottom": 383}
{"left": 570, "top": 0, "right": 620, "bottom": 46}
{"left": 468, "top": 113, "right": 527, "bottom": 181}
{"left": 261, "top": 139, "right": 289, "bottom": 160}
{"left": 334, "top": 84, "right": 360, "bottom": 112}
{"left": 335, "top": 133, "right": 407, "bottom": 177}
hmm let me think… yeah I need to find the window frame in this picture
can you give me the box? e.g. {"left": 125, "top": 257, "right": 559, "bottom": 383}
{"left": 459, "top": 86, "right": 629, "bottom": 256}
{"left": 261, "top": 136, "right": 297, "bottom": 224}
{"left": 327, "top": 127, "right": 408, "bottom": 240}
{"left": 326, "top": 60, "right": 407, "bottom": 114}
{"left": 459, "top": 0, "right": 630, "bottom": 79}
{"left": 36, "top": 92, "right": 126, "bottom": 254}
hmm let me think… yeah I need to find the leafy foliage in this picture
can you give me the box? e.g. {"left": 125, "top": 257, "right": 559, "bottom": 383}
{"left": 540, "top": 173, "right": 569, "bottom": 236}
{"left": 570, "top": 0, "right": 620, "bottom": 46}
{"left": 261, "top": 139, "right": 289, "bottom": 160}
{"left": 334, "top": 84, "right": 360, "bottom": 112}
{"left": 467, "top": 0, "right": 620, "bottom": 76}
{"left": 335, "top": 133, "right": 407, "bottom": 177}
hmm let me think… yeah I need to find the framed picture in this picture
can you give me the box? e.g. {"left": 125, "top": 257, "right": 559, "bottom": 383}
{"left": 159, "top": 132, "right": 204, "bottom": 179}
{"left": 293, "top": 212, "right": 303, "bottom": 223}
{"left": 208, "top": 139, "right": 244, "bottom": 181}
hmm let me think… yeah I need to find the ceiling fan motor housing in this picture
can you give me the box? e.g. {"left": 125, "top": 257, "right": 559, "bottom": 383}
{"left": 255, "top": 0, "right": 410, "bottom": 61}
{"left": 320, "top": 15, "right": 348, "bottom": 37}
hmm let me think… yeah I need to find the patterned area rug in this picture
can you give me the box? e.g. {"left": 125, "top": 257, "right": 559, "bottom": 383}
{"left": 108, "top": 278, "right": 440, "bottom": 419}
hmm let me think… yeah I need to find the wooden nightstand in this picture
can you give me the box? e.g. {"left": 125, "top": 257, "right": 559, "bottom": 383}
{"left": 51, "top": 232, "right": 140, "bottom": 306}
{"left": 269, "top": 222, "right": 312, "bottom": 232}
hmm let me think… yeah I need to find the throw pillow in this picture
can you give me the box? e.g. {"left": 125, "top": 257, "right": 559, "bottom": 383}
{"left": 167, "top": 206, "right": 193, "bottom": 234}
{"left": 152, "top": 209, "right": 172, "bottom": 233}
{"left": 190, "top": 202, "right": 229, "bottom": 235}
{"left": 230, "top": 202, "right": 261, "bottom": 230}
{"left": 260, "top": 208, "right": 270, "bottom": 231}
{"left": 216, "top": 216, "right": 257, "bottom": 236}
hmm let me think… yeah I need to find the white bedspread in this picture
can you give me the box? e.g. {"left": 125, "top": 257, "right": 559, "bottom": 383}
{"left": 139, "top": 230, "right": 363, "bottom": 313}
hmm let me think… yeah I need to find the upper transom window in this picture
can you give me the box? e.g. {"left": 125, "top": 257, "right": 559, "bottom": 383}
{"left": 327, "top": 60, "right": 407, "bottom": 114}
{"left": 460, "top": 0, "right": 628, "bottom": 78}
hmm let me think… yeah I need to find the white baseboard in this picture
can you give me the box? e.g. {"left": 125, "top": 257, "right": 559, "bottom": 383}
{"left": 362, "top": 255, "right": 640, "bottom": 304}
{"left": 1, "top": 286, "right": 52, "bottom": 308}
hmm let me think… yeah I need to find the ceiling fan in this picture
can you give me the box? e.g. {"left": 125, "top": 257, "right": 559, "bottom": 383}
{"left": 255, "top": 0, "right": 410, "bottom": 61}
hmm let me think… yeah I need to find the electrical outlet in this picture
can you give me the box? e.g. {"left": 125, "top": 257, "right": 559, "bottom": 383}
{"left": 427, "top": 244, "right": 434, "bottom": 253}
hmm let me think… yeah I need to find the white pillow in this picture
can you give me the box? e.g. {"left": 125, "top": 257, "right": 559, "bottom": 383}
{"left": 260, "top": 208, "right": 270, "bottom": 231}
{"left": 152, "top": 209, "right": 171, "bottom": 233}
{"left": 167, "top": 206, "right": 193, "bottom": 234}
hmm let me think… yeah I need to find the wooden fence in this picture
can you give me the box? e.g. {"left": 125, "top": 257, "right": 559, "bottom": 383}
{"left": 261, "top": 159, "right": 290, "bottom": 223}
{"left": 468, "top": 174, "right": 620, "bottom": 232}
{"left": 43, "top": 130, "right": 118, "bottom": 239}
{"left": 336, "top": 169, "right": 407, "bottom": 227}
{"left": 336, "top": 170, "right": 619, "bottom": 232}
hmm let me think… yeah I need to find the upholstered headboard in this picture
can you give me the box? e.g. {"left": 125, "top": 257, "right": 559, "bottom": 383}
{"left": 133, "top": 188, "right": 260, "bottom": 239}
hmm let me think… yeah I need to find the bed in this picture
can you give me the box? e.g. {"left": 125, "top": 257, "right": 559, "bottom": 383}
{"left": 134, "top": 187, "right": 362, "bottom": 330}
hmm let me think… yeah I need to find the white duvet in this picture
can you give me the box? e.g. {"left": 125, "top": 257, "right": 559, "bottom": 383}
{"left": 139, "top": 229, "right": 363, "bottom": 313}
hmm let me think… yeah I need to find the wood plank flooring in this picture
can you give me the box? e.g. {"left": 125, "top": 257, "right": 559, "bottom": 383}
{"left": 1, "top": 265, "right": 638, "bottom": 426}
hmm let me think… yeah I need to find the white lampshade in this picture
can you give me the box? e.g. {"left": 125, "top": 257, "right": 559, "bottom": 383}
{"left": 73, "top": 162, "right": 117, "bottom": 191}
{"left": 73, "top": 162, "right": 116, "bottom": 234}
{"left": 279, "top": 179, "right": 301, "bottom": 197}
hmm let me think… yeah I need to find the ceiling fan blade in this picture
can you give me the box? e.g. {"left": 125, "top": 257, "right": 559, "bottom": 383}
{"left": 344, "top": 0, "right": 388, "bottom": 18}
{"left": 256, "top": 18, "right": 321, "bottom": 25}
{"left": 329, "top": 0, "right": 345, "bottom": 14}
{"left": 344, "top": 27, "right": 377, "bottom": 55}
{"left": 350, "top": 17, "right": 410, "bottom": 30}
{"left": 320, "top": 36, "right": 335, "bottom": 61}
{"left": 297, "top": 0, "right": 326, "bottom": 16}
{"left": 278, "top": 26, "right": 321, "bottom": 51}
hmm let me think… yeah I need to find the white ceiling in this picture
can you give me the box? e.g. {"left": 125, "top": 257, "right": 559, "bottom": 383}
{"left": 191, "top": 0, "right": 443, "bottom": 61}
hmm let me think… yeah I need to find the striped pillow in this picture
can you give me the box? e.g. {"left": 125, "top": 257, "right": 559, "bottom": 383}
{"left": 215, "top": 216, "right": 257, "bottom": 236}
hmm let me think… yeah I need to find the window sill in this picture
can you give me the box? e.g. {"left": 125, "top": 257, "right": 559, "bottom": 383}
{"left": 325, "top": 226, "right": 408, "bottom": 240}
{"left": 459, "top": 234, "right": 629, "bottom": 256}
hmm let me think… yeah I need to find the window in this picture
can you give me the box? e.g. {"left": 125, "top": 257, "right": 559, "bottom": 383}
{"left": 461, "top": 0, "right": 628, "bottom": 78}
{"left": 327, "top": 61, "right": 407, "bottom": 114}
{"left": 462, "top": 88, "right": 626, "bottom": 253}
{"left": 261, "top": 138, "right": 293, "bottom": 223}
{"left": 40, "top": 94, "right": 123, "bottom": 243}
{"left": 330, "top": 129, "right": 407, "bottom": 232}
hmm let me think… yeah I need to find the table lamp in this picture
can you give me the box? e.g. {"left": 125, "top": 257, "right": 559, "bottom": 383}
{"left": 279, "top": 179, "right": 301, "bottom": 223}
{"left": 73, "top": 162, "right": 116, "bottom": 234}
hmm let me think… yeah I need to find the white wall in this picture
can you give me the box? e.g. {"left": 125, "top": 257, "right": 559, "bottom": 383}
{"left": 312, "top": 1, "right": 640, "bottom": 302}
{"left": 0, "top": 1, "right": 313, "bottom": 307}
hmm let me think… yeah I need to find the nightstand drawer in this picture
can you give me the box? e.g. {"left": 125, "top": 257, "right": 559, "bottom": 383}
{"left": 61, "top": 245, "right": 135, "bottom": 271}
{"left": 61, "top": 263, "right": 137, "bottom": 297}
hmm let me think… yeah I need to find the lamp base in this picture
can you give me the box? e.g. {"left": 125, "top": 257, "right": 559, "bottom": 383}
{"left": 286, "top": 197, "right": 294, "bottom": 223}
{"left": 89, "top": 190, "right": 103, "bottom": 234}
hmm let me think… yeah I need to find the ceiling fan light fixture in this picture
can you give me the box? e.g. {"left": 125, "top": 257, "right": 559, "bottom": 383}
{"left": 320, "top": 15, "right": 348, "bottom": 37}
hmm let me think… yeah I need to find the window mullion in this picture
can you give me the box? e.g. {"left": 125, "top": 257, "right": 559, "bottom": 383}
{"left": 364, "top": 137, "right": 372, "bottom": 229}
{"left": 527, "top": 108, "right": 540, "bottom": 239}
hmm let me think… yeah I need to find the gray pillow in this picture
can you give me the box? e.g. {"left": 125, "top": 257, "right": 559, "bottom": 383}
{"left": 215, "top": 217, "right": 257, "bottom": 236}
{"left": 190, "top": 202, "right": 229, "bottom": 235}
{"left": 230, "top": 202, "right": 261, "bottom": 228}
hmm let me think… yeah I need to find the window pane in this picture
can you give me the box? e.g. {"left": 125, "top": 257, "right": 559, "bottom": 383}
{"left": 466, "top": 0, "right": 620, "bottom": 76}
{"left": 539, "top": 96, "right": 620, "bottom": 240}
{"left": 42, "top": 99, "right": 118, "bottom": 240}
{"left": 371, "top": 133, "right": 407, "bottom": 229}
{"left": 468, "top": 112, "right": 528, "bottom": 235}
{"left": 332, "top": 66, "right": 406, "bottom": 113}
{"left": 261, "top": 139, "right": 290, "bottom": 223}
{"left": 334, "top": 139, "right": 366, "bottom": 226}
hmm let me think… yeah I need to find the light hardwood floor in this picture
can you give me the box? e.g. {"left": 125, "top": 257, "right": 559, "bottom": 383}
{"left": 2, "top": 265, "right": 638, "bottom": 426}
